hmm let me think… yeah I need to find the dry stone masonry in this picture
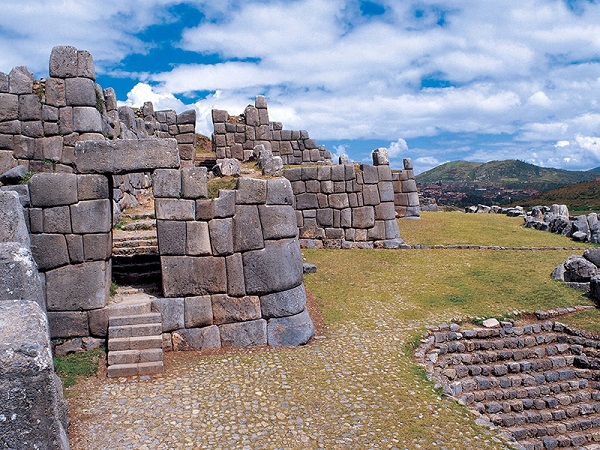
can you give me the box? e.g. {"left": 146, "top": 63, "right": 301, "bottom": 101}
{"left": 153, "top": 170, "right": 315, "bottom": 348}
{"left": 417, "top": 320, "right": 600, "bottom": 450}
{"left": 211, "top": 96, "right": 332, "bottom": 165}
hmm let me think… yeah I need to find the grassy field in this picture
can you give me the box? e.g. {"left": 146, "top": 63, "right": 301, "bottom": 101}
{"left": 398, "top": 211, "right": 596, "bottom": 248}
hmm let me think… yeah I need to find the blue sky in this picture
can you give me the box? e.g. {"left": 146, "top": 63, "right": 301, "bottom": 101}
{"left": 2, "top": 1, "right": 600, "bottom": 174}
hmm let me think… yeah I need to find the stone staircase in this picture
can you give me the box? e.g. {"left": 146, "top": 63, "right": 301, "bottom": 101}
{"left": 418, "top": 321, "right": 600, "bottom": 450}
{"left": 112, "top": 227, "right": 161, "bottom": 286}
{"left": 106, "top": 288, "right": 164, "bottom": 378}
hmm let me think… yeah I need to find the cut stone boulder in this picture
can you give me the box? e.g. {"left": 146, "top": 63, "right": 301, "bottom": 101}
{"left": 563, "top": 255, "right": 598, "bottom": 282}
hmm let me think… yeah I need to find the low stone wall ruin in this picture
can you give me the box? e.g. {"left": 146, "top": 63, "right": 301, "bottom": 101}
{"left": 283, "top": 160, "right": 403, "bottom": 249}
{"left": 0, "top": 45, "right": 196, "bottom": 176}
{"left": 211, "top": 96, "right": 332, "bottom": 165}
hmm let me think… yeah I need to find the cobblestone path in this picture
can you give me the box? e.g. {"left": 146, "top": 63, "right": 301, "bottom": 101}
{"left": 67, "top": 309, "right": 511, "bottom": 449}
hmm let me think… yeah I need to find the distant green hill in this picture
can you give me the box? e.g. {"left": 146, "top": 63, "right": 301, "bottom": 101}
{"left": 517, "top": 179, "right": 600, "bottom": 212}
{"left": 416, "top": 159, "right": 599, "bottom": 191}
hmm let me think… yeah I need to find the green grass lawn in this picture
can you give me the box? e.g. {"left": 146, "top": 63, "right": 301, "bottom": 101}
{"left": 398, "top": 211, "right": 595, "bottom": 248}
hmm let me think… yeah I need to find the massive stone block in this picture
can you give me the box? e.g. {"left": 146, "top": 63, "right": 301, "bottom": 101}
{"left": 74, "top": 139, "right": 180, "bottom": 174}
{"left": 70, "top": 199, "right": 111, "bottom": 233}
{"left": 47, "top": 310, "right": 89, "bottom": 338}
{"left": 219, "top": 319, "right": 267, "bottom": 347}
{"left": 259, "top": 204, "right": 297, "bottom": 240}
{"left": 0, "top": 300, "right": 69, "bottom": 450}
{"left": 8, "top": 66, "right": 33, "bottom": 95}
{"left": 155, "top": 198, "right": 195, "bottom": 221}
{"left": 172, "top": 326, "right": 220, "bottom": 351}
{"left": 157, "top": 220, "right": 186, "bottom": 255}
{"left": 260, "top": 283, "right": 307, "bottom": 318}
{"left": 0, "top": 191, "right": 29, "bottom": 245}
{"left": 186, "top": 221, "right": 211, "bottom": 256}
{"left": 161, "top": 256, "right": 227, "bottom": 297}
{"left": 233, "top": 205, "right": 264, "bottom": 252}
{"left": 152, "top": 169, "right": 181, "bottom": 198}
{"left": 243, "top": 238, "right": 303, "bottom": 295}
{"left": 73, "top": 106, "right": 102, "bottom": 133}
{"left": 30, "top": 234, "right": 70, "bottom": 271}
{"left": 267, "top": 309, "right": 314, "bottom": 346}
{"left": 77, "top": 174, "right": 109, "bottom": 200}
{"left": 0, "top": 243, "right": 45, "bottom": 309}
{"left": 212, "top": 294, "right": 261, "bottom": 324}
{"left": 29, "top": 173, "right": 78, "bottom": 207}
{"left": 184, "top": 296, "right": 213, "bottom": 328}
{"left": 45, "top": 260, "right": 109, "bottom": 311}
{"left": 65, "top": 77, "right": 96, "bottom": 106}
{"left": 152, "top": 297, "right": 184, "bottom": 332}
{"left": 49, "top": 45, "right": 79, "bottom": 78}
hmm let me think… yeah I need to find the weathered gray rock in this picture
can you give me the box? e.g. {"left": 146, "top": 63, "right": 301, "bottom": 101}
{"left": 219, "top": 319, "right": 267, "bottom": 347}
{"left": 30, "top": 234, "right": 70, "bottom": 270}
{"left": 156, "top": 198, "right": 196, "bottom": 222}
{"left": 0, "top": 72, "right": 7, "bottom": 93}
{"left": 303, "top": 263, "right": 317, "bottom": 274}
{"left": 172, "top": 326, "right": 221, "bottom": 351}
{"left": 208, "top": 218, "right": 233, "bottom": 255}
{"left": 152, "top": 169, "right": 181, "bottom": 198}
{"left": 243, "top": 238, "right": 303, "bottom": 295}
{"left": 0, "top": 300, "right": 69, "bottom": 450}
{"left": 182, "top": 167, "right": 208, "bottom": 199}
{"left": 184, "top": 296, "right": 213, "bottom": 328}
{"left": 236, "top": 177, "right": 267, "bottom": 204}
{"left": 583, "top": 248, "right": 600, "bottom": 268}
{"left": 590, "top": 276, "right": 600, "bottom": 307}
{"left": 572, "top": 231, "right": 587, "bottom": 241}
{"left": 75, "top": 139, "right": 180, "bottom": 174}
{"left": 551, "top": 263, "right": 565, "bottom": 281}
{"left": 233, "top": 205, "right": 264, "bottom": 252}
{"left": 186, "top": 221, "right": 211, "bottom": 256}
{"left": 550, "top": 204, "right": 569, "bottom": 218}
{"left": 571, "top": 215, "right": 589, "bottom": 238}
{"left": 563, "top": 255, "right": 598, "bottom": 282}
{"left": 18, "top": 94, "right": 42, "bottom": 120}
{"left": 161, "top": 256, "right": 227, "bottom": 297}
{"left": 43, "top": 206, "right": 72, "bottom": 234}
{"left": 213, "top": 158, "right": 241, "bottom": 177}
{"left": 0, "top": 93, "right": 18, "bottom": 121}
{"left": 8, "top": 66, "right": 33, "bottom": 94}
{"left": 65, "top": 77, "right": 96, "bottom": 106}
{"left": 49, "top": 45, "right": 78, "bottom": 78}
{"left": 45, "top": 260, "right": 109, "bottom": 310}
{"left": 0, "top": 191, "right": 29, "bottom": 245}
{"left": 77, "top": 174, "right": 109, "bottom": 200}
{"left": 2, "top": 164, "right": 30, "bottom": 186}
{"left": 260, "top": 283, "right": 307, "bottom": 318}
{"left": 77, "top": 49, "right": 96, "bottom": 80}
{"left": 0, "top": 243, "right": 45, "bottom": 309}
{"left": 266, "top": 178, "right": 294, "bottom": 205}
{"left": 47, "top": 311, "right": 89, "bottom": 338}
{"left": 353, "top": 206, "right": 375, "bottom": 228}
{"left": 372, "top": 147, "right": 389, "bottom": 165}
{"left": 29, "top": 173, "right": 78, "bottom": 207}
{"left": 152, "top": 297, "right": 184, "bottom": 332}
{"left": 73, "top": 106, "right": 102, "bottom": 133}
{"left": 70, "top": 199, "right": 111, "bottom": 233}
{"left": 267, "top": 309, "right": 315, "bottom": 346}
{"left": 213, "top": 190, "right": 236, "bottom": 218}
{"left": 212, "top": 294, "right": 261, "bottom": 324}
{"left": 259, "top": 205, "right": 297, "bottom": 240}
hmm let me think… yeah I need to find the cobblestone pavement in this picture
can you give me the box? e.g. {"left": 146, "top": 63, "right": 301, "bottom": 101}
{"left": 67, "top": 299, "right": 511, "bottom": 449}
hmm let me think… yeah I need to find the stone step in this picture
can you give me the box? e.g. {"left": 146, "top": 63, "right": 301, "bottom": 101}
{"left": 489, "top": 401, "right": 600, "bottom": 427}
{"left": 107, "top": 348, "right": 163, "bottom": 366}
{"left": 109, "top": 312, "right": 162, "bottom": 327}
{"left": 458, "top": 369, "right": 584, "bottom": 394}
{"left": 508, "top": 420, "right": 600, "bottom": 445}
{"left": 112, "top": 238, "right": 158, "bottom": 248}
{"left": 108, "top": 335, "right": 163, "bottom": 351}
{"left": 107, "top": 361, "right": 164, "bottom": 378}
{"left": 112, "top": 246, "right": 159, "bottom": 256}
{"left": 108, "top": 322, "right": 163, "bottom": 339}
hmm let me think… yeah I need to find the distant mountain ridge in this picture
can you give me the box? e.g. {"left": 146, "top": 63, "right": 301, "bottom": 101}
{"left": 416, "top": 159, "right": 600, "bottom": 191}
{"left": 515, "top": 179, "right": 600, "bottom": 212}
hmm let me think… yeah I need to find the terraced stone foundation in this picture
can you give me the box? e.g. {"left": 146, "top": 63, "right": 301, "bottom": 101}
{"left": 417, "top": 318, "right": 600, "bottom": 449}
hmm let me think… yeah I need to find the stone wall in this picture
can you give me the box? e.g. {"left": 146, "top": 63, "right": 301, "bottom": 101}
{"left": 153, "top": 170, "right": 315, "bottom": 348}
{"left": 211, "top": 96, "right": 332, "bottom": 165}
{"left": 26, "top": 172, "right": 112, "bottom": 339}
{"left": 0, "top": 46, "right": 196, "bottom": 176}
{"left": 417, "top": 319, "right": 600, "bottom": 449}
{"left": 282, "top": 159, "right": 403, "bottom": 249}
{"left": 392, "top": 158, "right": 420, "bottom": 219}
